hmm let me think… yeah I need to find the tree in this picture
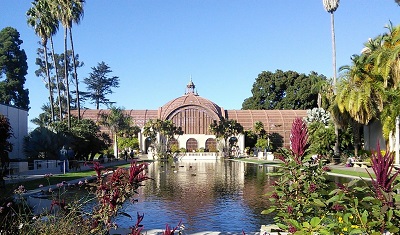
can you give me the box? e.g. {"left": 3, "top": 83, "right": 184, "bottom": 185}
{"left": 143, "top": 119, "right": 183, "bottom": 158}
{"left": 83, "top": 61, "right": 120, "bottom": 109}
{"left": 305, "top": 108, "right": 335, "bottom": 158}
{"left": 52, "top": 0, "right": 84, "bottom": 127}
{"left": 0, "top": 27, "right": 29, "bottom": 109}
{"left": 98, "top": 106, "right": 131, "bottom": 158}
{"left": 27, "top": 0, "right": 59, "bottom": 121}
{"left": 323, "top": 0, "right": 339, "bottom": 87}
{"left": 242, "top": 70, "right": 324, "bottom": 110}
{"left": 209, "top": 118, "right": 243, "bottom": 157}
{"left": 323, "top": 0, "right": 340, "bottom": 157}
{"left": 0, "top": 115, "right": 12, "bottom": 187}
{"left": 337, "top": 55, "right": 381, "bottom": 125}
{"left": 34, "top": 49, "right": 83, "bottom": 123}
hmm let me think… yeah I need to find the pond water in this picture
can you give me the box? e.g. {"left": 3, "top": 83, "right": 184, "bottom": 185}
{"left": 113, "top": 160, "right": 278, "bottom": 233}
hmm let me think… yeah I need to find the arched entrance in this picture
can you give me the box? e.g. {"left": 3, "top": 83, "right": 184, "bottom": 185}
{"left": 205, "top": 138, "right": 217, "bottom": 152}
{"left": 186, "top": 138, "right": 198, "bottom": 152}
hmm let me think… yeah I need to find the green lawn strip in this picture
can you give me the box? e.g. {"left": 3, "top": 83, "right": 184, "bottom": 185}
{"left": 329, "top": 168, "right": 374, "bottom": 179}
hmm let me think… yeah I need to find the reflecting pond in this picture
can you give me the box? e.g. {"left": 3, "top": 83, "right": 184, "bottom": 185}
{"left": 114, "top": 160, "right": 278, "bottom": 233}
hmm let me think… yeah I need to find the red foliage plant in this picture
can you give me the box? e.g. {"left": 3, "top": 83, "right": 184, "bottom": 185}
{"left": 91, "top": 161, "right": 105, "bottom": 180}
{"left": 289, "top": 117, "right": 308, "bottom": 164}
{"left": 129, "top": 161, "right": 149, "bottom": 185}
{"left": 367, "top": 143, "right": 400, "bottom": 202}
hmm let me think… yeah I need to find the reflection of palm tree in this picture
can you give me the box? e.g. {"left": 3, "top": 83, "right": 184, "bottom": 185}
{"left": 27, "top": 0, "right": 59, "bottom": 122}
{"left": 323, "top": 0, "right": 340, "bottom": 156}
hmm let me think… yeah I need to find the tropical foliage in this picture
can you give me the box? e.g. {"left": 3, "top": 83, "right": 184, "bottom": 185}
{"left": 143, "top": 119, "right": 183, "bottom": 158}
{"left": 98, "top": 106, "right": 132, "bottom": 158}
{"left": 24, "top": 116, "right": 111, "bottom": 161}
{"left": 337, "top": 23, "right": 400, "bottom": 141}
{"left": 265, "top": 117, "right": 400, "bottom": 234}
{"left": 209, "top": 118, "right": 243, "bottom": 156}
{"left": 27, "top": 0, "right": 85, "bottom": 127}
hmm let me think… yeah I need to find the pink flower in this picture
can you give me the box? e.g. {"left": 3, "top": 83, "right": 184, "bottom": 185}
{"left": 6, "top": 202, "right": 12, "bottom": 207}
{"left": 287, "top": 205, "right": 293, "bottom": 214}
{"left": 290, "top": 118, "right": 309, "bottom": 164}
{"left": 288, "top": 224, "right": 297, "bottom": 233}
{"left": 309, "top": 183, "right": 317, "bottom": 192}
{"left": 38, "top": 184, "right": 44, "bottom": 188}
{"left": 78, "top": 181, "right": 84, "bottom": 186}
{"left": 322, "top": 166, "right": 331, "bottom": 172}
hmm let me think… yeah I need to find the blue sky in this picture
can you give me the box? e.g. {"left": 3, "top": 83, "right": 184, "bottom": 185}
{"left": 1, "top": 1, "right": 400, "bottom": 130}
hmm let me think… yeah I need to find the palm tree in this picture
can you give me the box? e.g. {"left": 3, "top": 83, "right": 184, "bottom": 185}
{"left": 323, "top": 0, "right": 340, "bottom": 157}
{"left": 67, "top": 0, "right": 84, "bottom": 121}
{"left": 27, "top": 0, "right": 59, "bottom": 122}
{"left": 52, "top": 0, "right": 84, "bottom": 128}
{"left": 323, "top": 0, "right": 340, "bottom": 87}
{"left": 99, "top": 106, "right": 131, "bottom": 159}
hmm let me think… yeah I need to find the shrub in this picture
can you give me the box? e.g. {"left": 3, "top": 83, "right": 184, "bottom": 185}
{"left": 264, "top": 118, "right": 400, "bottom": 234}
{"left": 0, "top": 161, "right": 152, "bottom": 234}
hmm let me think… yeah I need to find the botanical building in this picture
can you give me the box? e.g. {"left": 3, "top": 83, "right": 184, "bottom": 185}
{"left": 77, "top": 80, "right": 307, "bottom": 154}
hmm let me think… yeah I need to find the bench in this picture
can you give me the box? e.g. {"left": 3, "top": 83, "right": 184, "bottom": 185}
{"left": 353, "top": 161, "right": 371, "bottom": 168}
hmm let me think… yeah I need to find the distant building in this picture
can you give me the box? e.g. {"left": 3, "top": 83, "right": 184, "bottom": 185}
{"left": 0, "top": 104, "right": 28, "bottom": 160}
{"left": 75, "top": 80, "right": 307, "bottom": 154}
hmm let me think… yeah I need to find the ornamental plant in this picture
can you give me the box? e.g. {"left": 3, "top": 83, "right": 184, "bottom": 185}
{"left": 265, "top": 118, "right": 400, "bottom": 234}
{"left": 263, "top": 117, "right": 331, "bottom": 232}
{"left": 0, "top": 160, "right": 154, "bottom": 234}
{"left": 88, "top": 161, "right": 150, "bottom": 233}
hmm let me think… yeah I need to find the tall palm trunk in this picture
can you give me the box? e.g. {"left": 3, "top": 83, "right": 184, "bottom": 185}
{"left": 323, "top": 0, "right": 340, "bottom": 157}
{"left": 330, "top": 12, "right": 337, "bottom": 88}
{"left": 63, "top": 26, "right": 71, "bottom": 128}
{"left": 43, "top": 40, "right": 55, "bottom": 122}
{"left": 50, "top": 36, "right": 63, "bottom": 121}
{"left": 69, "top": 27, "right": 80, "bottom": 120}
{"left": 330, "top": 12, "right": 340, "bottom": 157}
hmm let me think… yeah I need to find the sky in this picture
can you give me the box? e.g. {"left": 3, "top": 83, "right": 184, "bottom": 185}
{"left": 1, "top": 0, "right": 400, "bottom": 131}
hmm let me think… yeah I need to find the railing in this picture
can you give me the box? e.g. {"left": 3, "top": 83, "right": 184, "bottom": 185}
{"left": 175, "top": 152, "right": 219, "bottom": 160}
{"left": 33, "top": 160, "right": 63, "bottom": 170}
{"left": 179, "top": 152, "right": 218, "bottom": 157}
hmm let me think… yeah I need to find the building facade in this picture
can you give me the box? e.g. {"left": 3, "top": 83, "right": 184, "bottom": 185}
{"left": 0, "top": 104, "right": 28, "bottom": 160}
{"left": 78, "top": 80, "right": 307, "bottom": 154}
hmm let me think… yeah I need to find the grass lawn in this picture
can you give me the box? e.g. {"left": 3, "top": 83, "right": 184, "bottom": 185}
{"left": 329, "top": 168, "right": 374, "bottom": 179}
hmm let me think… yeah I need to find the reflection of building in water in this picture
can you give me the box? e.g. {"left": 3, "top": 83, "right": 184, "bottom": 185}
{"left": 144, "top": 160, "right": 245, "bottom": 217}
{"left": 73, "top": 80, "right": 306, "bottom": 153}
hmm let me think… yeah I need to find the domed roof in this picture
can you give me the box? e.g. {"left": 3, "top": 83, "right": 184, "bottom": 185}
{"left": 159, "top": 80, "right": 223, "bottom": 120}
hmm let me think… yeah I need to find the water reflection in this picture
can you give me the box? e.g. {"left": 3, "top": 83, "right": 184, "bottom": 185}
{"left": 114, "top": 160, "right": 278, "bottom": 233}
